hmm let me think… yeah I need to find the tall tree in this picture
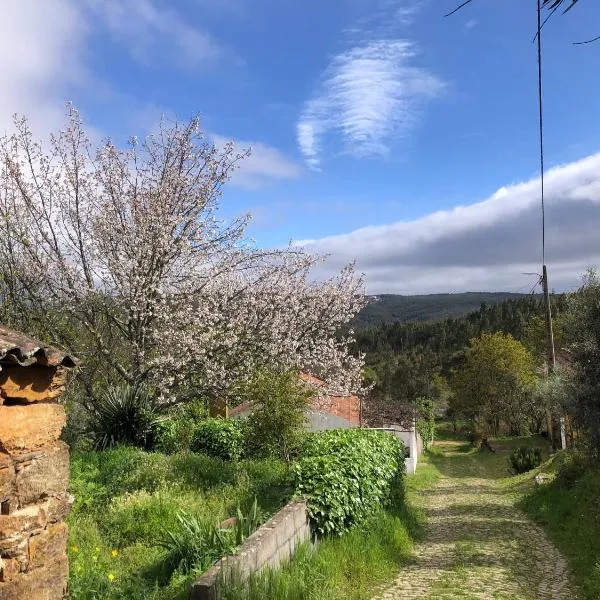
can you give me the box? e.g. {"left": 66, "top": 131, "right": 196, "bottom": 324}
{"left": 0, "top": 107, "right": 365, "bottom": 403}
{"left": 451, "top": 332, "right": 538, "bottom": 436}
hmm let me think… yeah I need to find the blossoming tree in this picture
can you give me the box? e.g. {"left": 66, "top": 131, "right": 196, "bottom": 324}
{"left": 0, "top": 107, "right": 365, "bottom": 403}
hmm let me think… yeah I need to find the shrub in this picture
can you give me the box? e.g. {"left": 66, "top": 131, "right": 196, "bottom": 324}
{"left": 508, "top": 446, "right": 543, "bottom": 474}
{"left": 154, "top": 400, "right": 209, "bottom": 454}
{"left": 555, "top": 451, "right": 591, "bottom": 489}
{"left": 416, "top": 396, "right": 436, "bottom": 450}
{"left": 293, "top": 429, "right": 405, "bottom": 535}
{"left": 191, "top": 418, "right": 244, "bottom": 461}
{"left": 87, "top": 385, "right": 164, "bottom": 450}
{"left": 237, "top": 369, "right": 312, "bottom": 461}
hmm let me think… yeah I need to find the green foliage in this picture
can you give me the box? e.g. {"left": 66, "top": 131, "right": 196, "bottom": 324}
{"left": 356, "top": 294, "right": 567, "bottom": 410}
{"left": 416, "top": 396, "right": 436, "bottom": 450}
{"left": 451, "top": 332, "right": 538, "bottom": 436}
{"left": 293, "top": 429, "right": 405, "bottom": 535}
{"left": 521, "top": 452, "right": 600, "bottom": 600}
{"left": 87, "top": 385, "right": 164, "bottom": 450}
{"left": 159, "top": 512, "right": 235, "bottom": 575}
{"left": 564, "top": 269, "right": 600, "bottom": 452}
{"left": 236, "top": 369, "right": 311, "bottom": 461}
{"left": 68, "top": 446, "right": 289, "bottom": 599}
{"left": 153, "top": 400, "right": 209, "bottom": 454}
{"left": 191, "top": 418, "right": 244, "bottom": 461}
{"left": 219, "top": 488, "right": 420, "bottom": 600}
{"left": 508, "top": 446, "right": 542, "bottom": 474}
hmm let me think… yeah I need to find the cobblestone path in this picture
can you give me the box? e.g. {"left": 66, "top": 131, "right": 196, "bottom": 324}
{"left": 375, "top": 441, "right": 578, "bottom": 600}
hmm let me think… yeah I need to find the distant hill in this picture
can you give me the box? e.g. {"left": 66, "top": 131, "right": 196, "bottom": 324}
{"left": 354, "top": 292, "right": 538, "bottom": 328}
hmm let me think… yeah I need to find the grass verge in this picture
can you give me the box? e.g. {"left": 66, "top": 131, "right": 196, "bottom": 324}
{"left": 518, "top": 452, "right": 600, "bottom": 599}
{"left": 68, "top": 447, "right": 289, "bottom": 599}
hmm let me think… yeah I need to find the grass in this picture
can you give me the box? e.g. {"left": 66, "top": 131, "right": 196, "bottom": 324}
{"left": 218, "top": 452, "right": 436, "bottom": 600}
{"left": 518, "top": 451, "right": 600, "bottom": 600}
{"left": 67, "top": 446, "right": 290, "bottom": 599}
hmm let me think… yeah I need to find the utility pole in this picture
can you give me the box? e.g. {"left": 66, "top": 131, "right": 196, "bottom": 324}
{"left": 536, "top": 1, "right": 566, "bottom": 451}
{"left": 542, "top": 265, "right": 566, "bottom": 449}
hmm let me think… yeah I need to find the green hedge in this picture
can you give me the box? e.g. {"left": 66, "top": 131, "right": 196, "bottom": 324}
{"left": 508, "top": 446, "right": 542, "bottom": 474}
{"left": 190, "top": 418, "right": 244, "bottom": 461}
{"left": 293, "top": 429, "right": 406, "bottom": 535}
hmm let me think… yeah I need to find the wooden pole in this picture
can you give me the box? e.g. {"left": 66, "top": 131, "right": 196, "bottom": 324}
{"left": 542, "top": 265, "right": 566, "bottom": 449}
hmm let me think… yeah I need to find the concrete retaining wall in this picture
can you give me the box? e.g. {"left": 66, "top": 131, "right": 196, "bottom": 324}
{"left": 191, "top": 499, "right": 311, "bottom": 600}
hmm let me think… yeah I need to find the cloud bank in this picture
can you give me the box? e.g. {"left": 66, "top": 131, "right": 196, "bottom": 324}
{"left": 299, "top": 153, "right": 600, "bottom": 294}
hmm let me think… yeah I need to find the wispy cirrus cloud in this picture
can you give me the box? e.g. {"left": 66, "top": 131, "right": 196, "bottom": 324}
{"left": 297, "top": 1, "right": 443, "bottom": 170}
{"left": 297, "top": 40, "right": 443, "bottom": 170}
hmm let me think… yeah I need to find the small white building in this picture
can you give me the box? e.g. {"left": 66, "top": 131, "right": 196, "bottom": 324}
{"left": 362, "top": 400, "right": 423, "bottom": 474}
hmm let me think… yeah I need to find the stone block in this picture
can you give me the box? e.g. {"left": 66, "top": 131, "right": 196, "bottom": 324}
{"left": 0, "top": 504, "right": 47, "bottom": 539}
{"left": 28, "top": 522, "right": 68, "bottom": 570}
{"left": 44, "top": 494, "right": 74, "bottom": 524}
{"left": 0, "top": 557, "right": 20, "bottom": 583}
{"left": 15, "top": 441, "right": 69, "bottom": 506}
{"left": 0, "top": 366, "right": 67, "bottom": 403}
{"left": 0, "top": 405, "right": 66, "bottom": 457}
{"left": 190, "top": 562, "right": 220, "bottom": 600}
{"left": 0, "top": 454, "right": 15, "bottom": 505}
{"left": 0, "top": 555, "right": 68, "bottom": 600}
{"left": 0, "top": 535, "right": 29, "bottom": 570}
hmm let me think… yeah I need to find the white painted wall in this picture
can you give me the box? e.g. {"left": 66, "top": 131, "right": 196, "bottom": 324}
{"left": 375, "top": 421, "right": 421, "bottom": 475}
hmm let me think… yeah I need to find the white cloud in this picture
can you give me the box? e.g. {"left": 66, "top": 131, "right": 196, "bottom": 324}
{"left": 298, "top": 153, "right": 600, "bottom": 294}
{"left": 465, "top": 19, "right": 478, "bottom": 31}
{"left": 0, "top": 0, "right": 88, "bottom": 134}
{"left": 212, "top": 135, "right": 303, "bottom": 189}
{"left": 297, "top": 40, "right": 443, "bottom": 169}
{"left": 86, "top": 0, "right": 237, "bottom": 70}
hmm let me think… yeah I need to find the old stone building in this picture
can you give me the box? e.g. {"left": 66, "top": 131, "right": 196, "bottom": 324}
{"left": 0, "top": 326, "right": 76, "bottom": 599}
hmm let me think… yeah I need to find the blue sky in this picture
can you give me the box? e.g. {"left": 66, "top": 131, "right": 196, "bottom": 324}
{"left": 2, "top": 0, "right": 600, "bottom": 293}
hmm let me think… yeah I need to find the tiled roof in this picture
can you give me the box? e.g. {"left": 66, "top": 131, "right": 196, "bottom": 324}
{"left": 0, "top": 326, "right": 76, "bottom": 368}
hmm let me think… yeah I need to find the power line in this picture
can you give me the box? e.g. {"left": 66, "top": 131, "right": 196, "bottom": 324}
{"left": 537, "top": 0, "right": 546, "bottom": 266}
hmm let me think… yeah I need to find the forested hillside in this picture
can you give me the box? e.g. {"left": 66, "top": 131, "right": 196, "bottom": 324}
{"left": 356, "top": 294, "right": 568, "bottom": 404}
{"left": 354, "top": 292, "right": 536, "bottom": 327}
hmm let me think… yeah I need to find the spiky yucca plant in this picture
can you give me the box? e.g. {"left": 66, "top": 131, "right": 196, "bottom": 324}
{"left": 88, "top": 385, "right": 163, "bottom": 450}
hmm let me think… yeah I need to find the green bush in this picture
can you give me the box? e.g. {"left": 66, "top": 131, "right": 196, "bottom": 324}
{"left": 554, "top": 451, "right": 591, "bottom": 489}
{"left": 237, "top": 369, "right": 312, "bottom": 461}
{"left": 508, "top": 446, "right": 543, "bottom": 474}
{"left": 87, "top": 385, "right": 164, "bottom": 450}
{"left": 416, "top": 396, "right": 436, "bottom": 450}
{"left": 293, "top": 429, "right": 406, "bottom": 535}
{"left": 154, "top": 400, "right": 209, "bottom": 454}
{"left": 191, "top": 418, "right": 244, "bottom": 461}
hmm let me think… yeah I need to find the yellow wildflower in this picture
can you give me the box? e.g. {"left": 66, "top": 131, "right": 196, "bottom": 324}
{"left": 111, "top": 549, "right": 118, "bottom": 557}
{"left": 71, "top": 546, "right": 79, "bottom": 553}
{"left": 108, "top": 573, "right": 115, "bottom": 582}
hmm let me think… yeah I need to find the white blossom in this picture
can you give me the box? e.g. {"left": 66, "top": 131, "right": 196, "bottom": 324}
{"left": 0, "top": 106, "right": 366, "bottom": 401}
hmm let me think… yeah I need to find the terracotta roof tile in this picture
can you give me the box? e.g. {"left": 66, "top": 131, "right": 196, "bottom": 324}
{"left": 0, "top": 326, "right": 76, "bottom": 368}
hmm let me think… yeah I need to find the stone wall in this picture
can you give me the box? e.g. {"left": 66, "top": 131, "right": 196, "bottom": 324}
{"left": 0, "top": 371, "right": 72, "bottom": 599}
{"left": 191, "top": 500, "right": 311, "bottom": 600}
